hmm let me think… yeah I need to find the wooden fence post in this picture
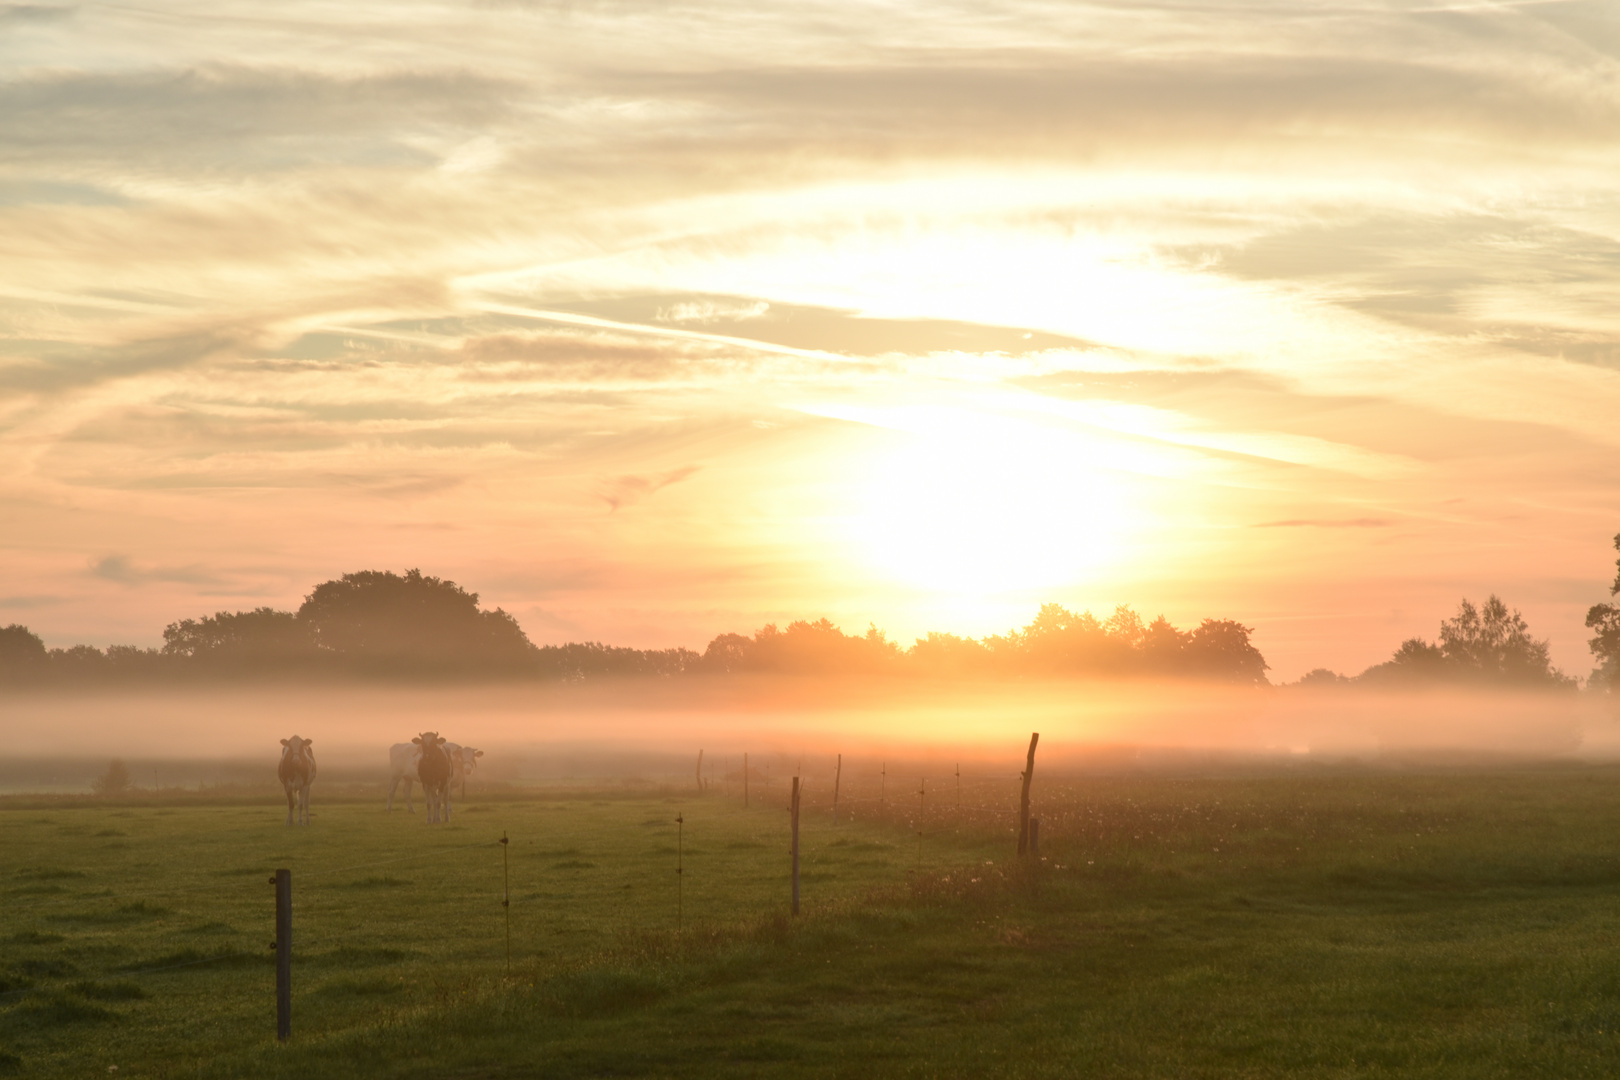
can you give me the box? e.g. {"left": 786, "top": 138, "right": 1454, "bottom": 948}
{"left": 272, "top": 868, "right": 291, "bottom": 1041}
{"left": 790, "top": 776, "right": 801, "bottom": 916}
{"left": 500, "top": 833, "right": 511, "bottom": 974}
{"left": 744, "top": 752, "right": 749, "bottom": 808}
{"left": 696, "top": 750, "right": 704, "bottom": 792}
{"left": 1030, "top": 818, "right": 1040, "bottom": 857}
{"left": 832, "top": 753, "right": 841, "bottom": 823}
{"left": 1017, "top": 732, "right": 1039, "bottom": 857}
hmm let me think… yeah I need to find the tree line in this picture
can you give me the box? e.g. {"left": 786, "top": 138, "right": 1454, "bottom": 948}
{"left": 3, "top": 540, "right": 1617, "bottom": 690}
{"left": 0, "top": 568, "right": 1268, "bottom": 686}
{"left": 1293, "top": 533, "right": 1620, "bottom": 692}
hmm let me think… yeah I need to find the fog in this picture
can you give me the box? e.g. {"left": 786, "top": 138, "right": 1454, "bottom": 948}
{"left": 3, "top": 679, "right": 1616, "bottom": 794}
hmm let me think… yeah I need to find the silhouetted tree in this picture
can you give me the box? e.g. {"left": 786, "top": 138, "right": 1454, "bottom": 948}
{"left": 535, "top": 642, "right": 700, "bottom": 680}
{"left": 296, "top": 569, "right": 534, "bottom": 672}
{"left": 1360, "top": 597, "right": 1571, "bottom": 688}
{"left": 1587, "top": 533, "right": 1620, "bottom": 692}
{"left": 1296, "top": 668, "right": 1349, "bottom": 687}
{"left": 92, "top": 759, "right": 132, "bottom": 796}
{"left": 699, "top": 632, "right": 755, "bottom": 674}
{"left": 907, "top": 631, "right": 993, "bottom": 677}
{"left": 1440, "top": 595, "right": 1571, "bottom": 687}
{"left": 163, "top": 608, "right": 314, "bottom": 666}
{"left": 1360, "top": 637, "right": 1448, "bottom": 685}
{"left": 1182, "top": 619, "right": 1270, "bottom": 684}
{"left": 0, "top": 624, "right": 46, "bottom": 681}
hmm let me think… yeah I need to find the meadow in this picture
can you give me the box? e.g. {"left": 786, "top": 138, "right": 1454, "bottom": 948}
{"left": 6, "top": 762, "right": 1620, "bottom": 1077}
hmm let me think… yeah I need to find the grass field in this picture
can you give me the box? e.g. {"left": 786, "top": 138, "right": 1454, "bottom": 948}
{"left": 7, "top": 764, "right": 1620, "bottom": 1077}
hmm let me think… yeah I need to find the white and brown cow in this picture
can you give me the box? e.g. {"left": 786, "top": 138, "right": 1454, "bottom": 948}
{"left": 278, "top": 735, "right": 316, "bottom": 826}
{"left": 413, "top": 731, "right": 453, "bottom": 824}
{"left": 388, "top": 740, "right": 483, "bottom": 813}
{"left": 447, "top": 743, "right": 484, "bottom": 802}
{"left": 386, "top": 742, "right": 420, "bottom": 813}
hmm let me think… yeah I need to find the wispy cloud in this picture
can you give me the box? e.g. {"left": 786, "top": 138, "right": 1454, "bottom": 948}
{"left": 90, "top": 555, "right": 221, "bottom": 586}
{"left": 601, "top": 466, "right": 701, "bottom": 513}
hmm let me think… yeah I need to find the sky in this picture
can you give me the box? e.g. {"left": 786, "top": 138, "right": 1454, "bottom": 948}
{"left": 2, "top": 0, "right": 1618, "bottom": 681}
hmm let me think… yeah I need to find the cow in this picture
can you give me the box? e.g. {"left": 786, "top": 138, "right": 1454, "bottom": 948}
{"left": 386, "top": 742, "right": 420, "bottom": 813}
{"left": 278, "top": 735, "right": 316, "bottom": 826}
{"left": 413, "top": 731, "right": 452, "bottom": 824}
{"left": 387, "top": 740, "right": 483, "bottom": 813}
{"left": 447, "top": 743, "right": 484, "bottom": 803}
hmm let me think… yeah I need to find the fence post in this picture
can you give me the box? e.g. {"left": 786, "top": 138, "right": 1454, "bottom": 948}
{"left": 676, "top": 813, "right": 684, "bottom": 930}
{"left": 500, "top": 833, "right": 511, "bottom": 975}
{"left": 272, "top": 868, "right": 291, "bottom": 1041}
{"left": 744, "top": 752, "right": 749, "bottom": 808}
{"left": 1017, "top": 733, "right": 1040, "bottom": 857}
{"left": 1030, "top": 818, "right": 1040, "bottom": 857}
{"left": 790, "top": 776, "right": 801, "bottom": 916}
{"left": 832, "top": 753, "right": 841, "bottom": 823}
{"left": 917, "top": 777, "right": 925, "bottom": 868}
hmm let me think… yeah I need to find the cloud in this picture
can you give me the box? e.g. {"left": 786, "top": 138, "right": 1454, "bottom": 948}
{"left": 0, "top": 65, "right": 515, "bottom": 170}
{"left": 1256, "top": 519, "right": 1392, "bottom": 529}
{"left": 0, "top": 594, "right": 64, "bottom": 608}
{"left": 0, "top": 4, "right": 72, "bottom": 25}
{"left": 601, "top": 466, "right": 700, "bottom": 512}
{"left": 0, "top": 327, "right": 255, "bottom": 394}
{"left": 90, "top": 554, "right": 221, "bottom": 586}
{"left": 657, "top": 300, "right": 769, "bottom": 324}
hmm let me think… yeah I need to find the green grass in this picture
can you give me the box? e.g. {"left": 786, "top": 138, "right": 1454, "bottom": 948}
{"left": 7, "top": 766, "right": 1620, "bottom": 1077}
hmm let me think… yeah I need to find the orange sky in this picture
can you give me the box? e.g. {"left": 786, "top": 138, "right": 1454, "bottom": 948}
{"left": 2, "top": 0, "right": 1618, "bottom": 681}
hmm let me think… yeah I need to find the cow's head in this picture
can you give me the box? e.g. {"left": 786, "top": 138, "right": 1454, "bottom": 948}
{"left": 412, "top": 732, "right": 446, "bottom": 752}
{"left": 280, "top": 735, "right": 313, "bottom": 759}
{"left": 452, "top": 747, "right": 485, "bottom": 775}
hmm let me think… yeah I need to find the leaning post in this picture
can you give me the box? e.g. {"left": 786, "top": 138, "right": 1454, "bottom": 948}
{"left": 832, "top": 753, "right": 842, "bottom": 823}
{"left": 790, "top": 776, "right": 801, "bottom": 916}
{"left": 1017, "top": 733, "right": 1040, "bottom": 857}
{"left": 271, "top": 868, "right": 291, "bottom": 1041}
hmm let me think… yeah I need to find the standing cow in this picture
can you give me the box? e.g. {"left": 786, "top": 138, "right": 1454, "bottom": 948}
{"left": 448, "top": 743, "right": 484, "bottom": 803}
{"left": 414, "top": 732, "right": 452, "bottom": 824}
{"left": 387, "top": 740, "right": 484, "bottom": 813}
{"left": 278, "top": 735, "right": 316, "bottom": 826}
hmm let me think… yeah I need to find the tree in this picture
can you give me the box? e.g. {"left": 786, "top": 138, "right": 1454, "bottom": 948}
{"left": 1439, "top": 595, "right": 1571, "bottom": 687}
{"left": 296, "top": 569, "right": 534, "bottom": 671}
{"left": 92, "top": 759, "right": 132, "bottom": 795}
{"left": 0, "top": 624, "right": 46, "bottom": 679}
{"left": 1359, "top": 637, "right": 1448, "bottom": 685}
{"left": 1587, "top": 533, "right": 1620, "bottom": 692}
{"left": 163, "top": 608, "right": 313, "bottom": 665}
{"left": 1182, "top": 619, "right": 1270, "bottom": 684}
{"left": 1296, "top": 668, "right": 1349, "bottom": 687}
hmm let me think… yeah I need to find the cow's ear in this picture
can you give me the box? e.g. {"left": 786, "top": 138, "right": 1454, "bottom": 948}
{"left": 474, "top": 750, "right": 484, "bottom": 758}
{"left": 436, "top": 736, "right": 446, "bottom": 745}
{"left": 412, "top": 736, "right": 422, "bottom": 745}
{"left": 281, "top": 738, "right": 290, "bottom": 746}
{"left": 306, "top": 740, "right": 314, "bottom": 746}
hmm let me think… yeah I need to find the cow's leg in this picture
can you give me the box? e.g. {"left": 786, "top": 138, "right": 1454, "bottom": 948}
{"left": 300, "top": 782, "right": 311, "bottom": 825}
{"left": 406, "top": 777, "right": 415, "bottom": 814}
{"left": 285, "top": 784, "right": 295, "bottom": 826}
{"left": 387, "top": 774, "right": 399, "bottom": 812}
{"left": 444, "top": 783, "right": 453, "bottom": 822}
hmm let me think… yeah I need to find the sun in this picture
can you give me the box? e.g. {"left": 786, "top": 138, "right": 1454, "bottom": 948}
{"left": 845, "top": 410, "right": 1132, "bottom": 596}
